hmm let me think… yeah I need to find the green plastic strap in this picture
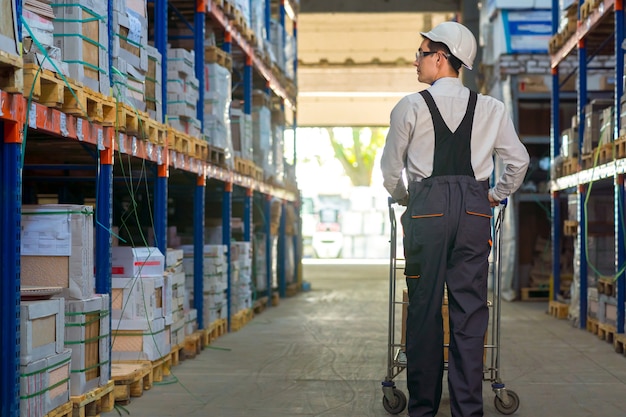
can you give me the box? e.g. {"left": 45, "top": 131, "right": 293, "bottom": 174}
{"left": 49, "top": 3, "right": 106, "bottom": 22}
{"left": 54, "top": 17, "right": 101, "bottom": 24}
{"left": 20, "top": 356, "right": 71, "bottom": 378}
{"left": 65, "top": 311, "right": 109, "bottom": 327}
{"left": 53, "top": 33, "right": 107, "bottom": 52}
{"left": 20, "top": 377, "right": 70, "bottom": 400}
{"left": 114, "top": 327, "right": 166, "bottom": 337}
{"left": 70, "top": 359, "right": 109, "bottom": 374}
{"left": 62, "top": 60, "right": 107, "bottom": 74}
{"left": 65, "top": 333, "right": 108, "bottom": 345}
{"left": 115, "top": 33, "right": 144, "bottom": 49}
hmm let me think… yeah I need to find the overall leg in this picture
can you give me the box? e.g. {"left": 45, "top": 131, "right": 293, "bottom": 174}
{"left": 445, "top": 182, "right": 491, "bottom": 417}
{"left": 403, "top": 181, "right": 449, "bottom": 417}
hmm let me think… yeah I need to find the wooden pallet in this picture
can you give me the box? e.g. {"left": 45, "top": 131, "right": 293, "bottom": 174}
{"left": 598, "top": 143, "right": 615, "bottom": 164}
{"left": 23, "top": 64, "right": 65, "bottom": 108}
{"left": 231, "top": 308, "right": 254, "bottom": 332}
{"left": 561, "top": 157, "right": 578, "bottom": 176}
{"left": 0, "top": 50, "right": 23, "bottom": 93}
{"left": 548, "top": 300, "right": 569, "bottom": 319}
{"left": 190, "top": 137, "right": 209, "bottom": 161}
{"left": 70, "top": 380, "right": 115, "bottom": 417}
{"left": 116, "top": 102, "right": 151, "bottom": 136}
{"left": 597, "top": 278, "right": 616, "bottom": 297}
{"left": 170, "top": 343, "right": 185, "bottom": 366}
{"left": 581, "top": 0, "right": 603, "bottom": 19}
{"left": 44, "top": 401, "right": 72, "bottom": 417}
{"left": 110, "top": 362, "right": 153, "bottom": 405}
{"left": 286, "top": 282, "right": 300, "bottom": 297}
{"left": 581, "top": 153, "right": 594, "bottom": 170}
{"left": 563, "top": 220, "right": 578, "bottom": 237}
{"left": 183, "top": 332, "right": 202, "bottom": 359}
{"left": 150, "top": 353, "right": 172, "bottom": 381}
{"left": 597, "top": 322, "right": 616, "bottom": 343}
{"left": 520, "top": 287, "right": 549, "bottom": 301}
{"left": 170, "top": 128, "right": 192, "bottom": 154}
{"left": 205, "top": 46, "right": 233, "bottom": 72}
{"left": 208, "top": 145, "right": 226, "bottom": 167}
{"left": 615, "top": 136, "right": 626, "bottom": 159}
{"left": 208, "top": 318, "right": 228, "bottom": 342}
{"left": 586, "top": 317, "right": 599, "bottom": 335}
{"left": 614, "top": 333, "right": 626, "bottom": 355}
{"left": 62, "top": 85, "right": 117, "bottom": 127}
{"left": 253, "top": 296, "right": 269, "bottom": 315}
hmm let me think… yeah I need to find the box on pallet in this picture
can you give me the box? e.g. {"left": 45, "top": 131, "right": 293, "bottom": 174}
{"left": 52, "top": 0, "right": 110, "bottom": 93}
{"left": 112, "top": 5, "right": 148, "bottom": 72}
{"left": 185, "top": 308, "right": 198, "bottom": 336}
{"left": 0, "top": 0, "right": 20, "bottom": 56}
{"left": 111, "top": 246, "right": 164, "bottom": 277}
{"left": 145, "top": 44, "right": 163, "bottom": 122}
{"left": 64, "top": 294, "right": 111, "bottom": 396}
{"left": 20, "top": 298, "right": 65, "bottom": 365}
{"left": 20, "top": 349, "right": 71, "bottom": 417}
{"left": 112, "top": 317, "right": 170, "bottom": 361}
{"left": 112, "top": 276, "right": 165, "bottom": 321}
{"left": 21, "top": 204, "right": 95, "bottom": 300}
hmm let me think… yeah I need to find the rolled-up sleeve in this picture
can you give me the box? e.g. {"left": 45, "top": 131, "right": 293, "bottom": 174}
{"left": 381, "top": 98, "right": 413, "bottom": 202}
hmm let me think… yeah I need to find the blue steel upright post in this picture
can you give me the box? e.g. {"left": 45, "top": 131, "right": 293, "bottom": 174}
{"left": 265, "top": 195, "right": 273, "bottom": 307}
{"left": 551, "top": 0, "right": 561, "bottom": 302}
{"left": 278, "top": 200, "right": 286, "bottom": 297}
{"left": 244, "top": 188, "right": 253, "bottom": 242}
{"left": 155, "top": 0, "right": 168, "bottom": 119}
{"left": 1, "top": 115, "right": 23, "bottom": 417}
{"left": 96, "top": 147, "right": 113, "bottom": 295}
{"left": 154, "top": 164, "right": 168, "bottom": 255}
{"left": 194, "top": 175, "right": 206, "bottom": 329}
{"left": 577, "top": 0, "right": 588, "bottom": 329}
{"left": 223, "top": 182, "right": 233, "bottom": 331}
{"left": 615, "top": 0, "right": 625, "bottom": 334}
{"left": 195, "top": 0, "right": 206, "bottom": 131}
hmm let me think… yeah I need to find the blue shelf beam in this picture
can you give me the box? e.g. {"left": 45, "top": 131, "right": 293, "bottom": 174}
{"left": 1, "top": 120, "right": 23, "bottom": 417}
{"left": 223, "top": 182, "right": 233, "bottom": 331}
{"left": 95, "top": 148, "right": 113, "bottom": 294}
{"left": 154, "top": 164, "right": 168, "bottom": 255}
{"left": 265, "top": 195, "right": 273, "bottom": 307}
{"left": 278, "top": 200, "right": 286, "bottom": 297}
{"left": 194, "top": 175, "right": 206, "bottom": 329}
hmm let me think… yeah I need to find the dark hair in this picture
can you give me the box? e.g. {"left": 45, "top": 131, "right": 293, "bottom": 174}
{"left": 426, "top": 40, "right": 463, "bottom": 73}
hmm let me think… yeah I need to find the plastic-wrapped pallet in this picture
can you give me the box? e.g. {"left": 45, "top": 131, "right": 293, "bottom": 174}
{"left": 254, "top": 233, "right": 268, "bottom": 292}
{"left": 21, "top": 204, "right": 95, "bottom": 300}
{"left": 252, "top": 102, "right": 274, "bottom": 180}
{"left": 269, "top": 19, "right": 285, "bottom": 72}
{"left": 64, "top": 294, "right": 111, "bottom": 396}
{"left": 20, "top": 349, "right": 71, "bottom": 417}
{"left": 52, "top": 0, "right": 110, "bottom": 93}
{"left": 167, "top": 48, "right": 201, "bottom": 137}
{"left": 231, "top": 241, "right": 253, "bottom": 313}
{"left": 249, "top": 0, "right": 266, "bottom": 50}
{"left": 204, "top": 62, "right": 234, "bottom": 168}
{"left": 230, "top": 103, "right": 254, "bottom": 161}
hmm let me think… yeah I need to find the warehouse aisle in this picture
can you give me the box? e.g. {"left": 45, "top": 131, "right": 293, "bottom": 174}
{"left": 104, "top": 261, "right": 626, "bottom": 417}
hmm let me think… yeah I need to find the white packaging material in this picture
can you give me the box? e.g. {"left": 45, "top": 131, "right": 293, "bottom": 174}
{"left": 184, "top": 309, "right": 198, "bottom": 336}
{"left": 64, "top": 294, "right": 110, "bottom": 396}
{"left": 111, "top": 276, "right": 165, "bottom": 321}
{"left": 20, "top": 298, "right": 65, "bottom": 365}
{"left": 21, "top": 205, "right": 95, "bottom": 300}
{"left": 111, "top": 317, "right": 170, "bottom": 361}
{"left": 20, "top": 349, "right": 71, "bottom": 417}
{"left": 111, "top": 246, "right": 165, "bottom": 277}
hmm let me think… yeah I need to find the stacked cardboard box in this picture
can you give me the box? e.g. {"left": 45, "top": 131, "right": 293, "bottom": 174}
{"left": 145, "top": 45, "right": 163, "bottom": 122}
{"left": 252, "top": 91, "right": 273, "bottom": 179}
{"left": 110, "top": 247, "right": 171, "bottom": 361}
{"left": 64, "top": 294, "right": 110, "bottom": 396}
{"left": 52, "top": 0, "right": 110, "bottom": 93}
{"left": 204, "top": 60, "right": 234, "bottom": 168}
{"left": 167, "top": 48, "right": 201, "bottom": 137}
{"left": 230, "top": 101, "right": 254, "bottom": 161}
{"left": 231, "top": 241, "right": 253, "bottom": 313}
{"left": 181, "top": 244, "right": 228, "bottom": 326}
{"left": 165, "top": 249, "right": 187, "bottom": 346}
{"left": 21, "top": 1, "right": 69, "bottom": 76}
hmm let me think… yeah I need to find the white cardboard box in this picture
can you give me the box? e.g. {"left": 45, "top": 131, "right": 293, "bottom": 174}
{"left": 64, "top": 294, "right": 111, "bottom": 396}
{"left": 20, "top": 298, "right": 64, "bottom": 365}
{"left": 111, "top": 246, "right": 164, "bottom": 278}
{"left": 111, "top": 276, "right": 164, "bottom": 321}
{"left": 20, "top": 349, "right": 71, "bottom": 417}
{"left": 111, "top": 317, "right": 170, "bottom": 361}
{"left": 21, "top": 204, "right": 95, "bottom": 300}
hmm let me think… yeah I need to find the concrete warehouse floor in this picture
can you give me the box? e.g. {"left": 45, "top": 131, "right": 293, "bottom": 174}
{"left": 103, "top": 260, "right": 626, "bottom": 417}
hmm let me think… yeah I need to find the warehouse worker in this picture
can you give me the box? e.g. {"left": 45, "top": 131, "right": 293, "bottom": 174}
{"left": 380, "top": 21, "right": 529, "bottom": 417}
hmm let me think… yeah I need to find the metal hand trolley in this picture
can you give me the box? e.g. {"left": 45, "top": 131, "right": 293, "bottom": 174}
{"left": 381, "top": 197, "right": 520, "bottom": 415}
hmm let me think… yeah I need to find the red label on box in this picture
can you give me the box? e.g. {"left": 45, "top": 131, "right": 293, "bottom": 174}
{"left": 134, "top": 261, "right": 161, "bottom": 266}
{"left": 112, "top": 267, "right": 125, "bottom": 274}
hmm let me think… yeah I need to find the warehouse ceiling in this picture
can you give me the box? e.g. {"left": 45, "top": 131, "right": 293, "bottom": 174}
{"left": 295, "top": 2, "right": 480, "bottom": 127}
{"left": 299, "top": 0, "right": 461, "bottom": 13}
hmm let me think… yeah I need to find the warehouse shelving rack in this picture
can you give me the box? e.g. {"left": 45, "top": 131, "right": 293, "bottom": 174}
{"left": 0, "top": 1, "right": 300, "bottom": 415}
{"left": 550, "top": 0, "right": 625, "bottom": 336}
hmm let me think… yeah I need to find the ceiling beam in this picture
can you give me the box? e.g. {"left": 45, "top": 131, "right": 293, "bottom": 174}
{"left": 300, "top": 0, "right": 461, "bottom": 13}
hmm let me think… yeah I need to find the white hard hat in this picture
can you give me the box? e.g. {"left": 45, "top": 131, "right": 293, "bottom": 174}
{"left": 420, "top": 21, "right": 477, "bottom": 70}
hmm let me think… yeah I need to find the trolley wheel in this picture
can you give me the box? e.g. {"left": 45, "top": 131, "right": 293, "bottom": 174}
{"left": 382, "top": 389, "right": 407, "bottom": 414}
{"left": 494, "top": 389, "right": 520, "bottom": 415}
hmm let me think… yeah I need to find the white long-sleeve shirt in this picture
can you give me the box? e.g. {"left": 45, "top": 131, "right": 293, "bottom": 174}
{"left": 381, "top": 77, "right": 530, "bottom": 202}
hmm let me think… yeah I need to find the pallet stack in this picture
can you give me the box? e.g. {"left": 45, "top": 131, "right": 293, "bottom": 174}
{"left": 110, "top": 247, "right": 172, "bottom": 362}
{"left": 167, "top": 47, "right": 201, "bottom": 138}
{"left": 231, "top": 241, "right": 253, "bottom": 314}
{"left": 0, "top": 0, "right": 23, "bottom": 92}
